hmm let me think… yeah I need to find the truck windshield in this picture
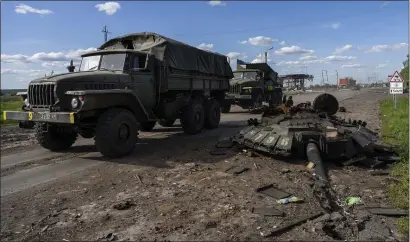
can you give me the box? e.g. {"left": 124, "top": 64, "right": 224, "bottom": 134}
{"left": 79, "top": 53, "right": 126, "bottom": 71}
{"left": 243, "top": 72, "right": 258, "bottom": 80}
{"left": 233, "top": 72, "right": 243, "bottom": 79}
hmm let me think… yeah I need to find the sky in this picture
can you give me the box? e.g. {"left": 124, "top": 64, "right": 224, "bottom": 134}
{"left": 1, "top": 1, "right": 409, "bottom": 89}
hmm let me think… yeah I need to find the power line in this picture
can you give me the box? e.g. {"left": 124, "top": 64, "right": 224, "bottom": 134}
{"left": 172, "top": 8, "right": 387, "bottom": 38}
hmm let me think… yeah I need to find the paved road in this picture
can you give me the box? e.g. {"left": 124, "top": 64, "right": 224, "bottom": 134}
{"left": 0, "top": 89, "right": 364, "bottom": 197}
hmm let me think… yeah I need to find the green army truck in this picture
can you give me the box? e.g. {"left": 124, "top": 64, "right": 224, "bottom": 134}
{"left": 221, "top": 63, "right": 282, "bottom": 113}
{"left": 3, "top": 32, "right": 233, "bottom": 157}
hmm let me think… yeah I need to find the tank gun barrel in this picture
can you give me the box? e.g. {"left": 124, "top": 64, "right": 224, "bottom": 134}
{"left": 306, "top": 142, "right": 328, "bottom": 182}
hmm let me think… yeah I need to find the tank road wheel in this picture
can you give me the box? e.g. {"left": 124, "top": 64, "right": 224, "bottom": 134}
{"left": 36, "top": 123, "right": 78, "bottom": 151}
{"left": 204, "top": 99, "right": 221, "bottom": 129}
{"left": 79, "top": 129, "right": 95, "bottom": 139}
{"left": 94, "top": 108, "right": 138, "bottom": 158}
{"left": 159, "top": 119, "right": 176, "bottom": 127}
{"left": 221, "top": 103, "right": 231, "bottom": 113}
{"left": 139, "top": 121, "right": 157, "bottom": 131}
{"left": 181, "top": 100, "right": 205, "bottom": 134}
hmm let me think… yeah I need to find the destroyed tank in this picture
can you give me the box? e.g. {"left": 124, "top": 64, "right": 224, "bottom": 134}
{"left": 232, "top": 93, "right": 399, "bottom": 177}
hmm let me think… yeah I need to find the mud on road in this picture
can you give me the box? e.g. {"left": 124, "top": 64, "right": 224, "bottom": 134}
{"left": 0, "top": 89, "right": 406, "bottom": 241}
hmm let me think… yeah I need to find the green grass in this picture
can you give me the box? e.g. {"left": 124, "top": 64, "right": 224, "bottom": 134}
{"left": 379, "top": 97, "right": 409, "bottom": 234}
{"left": 0, "top": 97, "right": 23, "bottom": 125}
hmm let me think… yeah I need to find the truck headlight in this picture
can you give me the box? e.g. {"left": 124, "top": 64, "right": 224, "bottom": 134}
{"left": 71, "top": 97, "right": 79, "bottom": 109}
{"left": 24, "top": 98, "right": 30, "bottom": 107}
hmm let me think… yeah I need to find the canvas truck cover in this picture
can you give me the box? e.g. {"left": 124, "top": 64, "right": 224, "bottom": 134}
{"left": 99, "top": 32, "right": 233, "bottom": 78}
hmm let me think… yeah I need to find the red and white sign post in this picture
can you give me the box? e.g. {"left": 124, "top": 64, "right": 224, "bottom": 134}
{"left": 389, "top": 71, "right": 404, "bottom": 109}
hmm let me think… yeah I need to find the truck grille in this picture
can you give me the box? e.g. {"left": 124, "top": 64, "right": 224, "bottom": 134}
{"left": 229, "top": 84, "right": 241, "bottom": 94}
{"left": 28, "top": 83, "right": 56, "bottom": 107}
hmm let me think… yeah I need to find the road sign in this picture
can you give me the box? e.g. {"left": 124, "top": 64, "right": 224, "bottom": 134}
{"left": 389, "top": 71, "right": 403, "bottom": 94}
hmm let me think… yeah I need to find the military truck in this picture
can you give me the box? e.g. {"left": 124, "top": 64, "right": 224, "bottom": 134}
{"left": 3, "top": 32, "right": 233, "bottom": 157}
{"left": 221, "top": 63, "right": 282, "bottom": 113}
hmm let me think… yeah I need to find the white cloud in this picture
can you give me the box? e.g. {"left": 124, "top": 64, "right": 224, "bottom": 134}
{"left": 208, "top": 1, "right": 226, "bottom": 6}
{"left": 275, "top": 46, "right": 315, "bottom": 55}
{"left": 243, "top": 36, "right": 278, "bottom": 46}
{"left": 277, "top": 55, "right": 356, "bottom": 66}
{"left": 1, "top": 69, "right": 17, "bottom": 74}
{"left": 197, "top": 43, "right": 214, "bottom": 51}
{"left": 324, "top": 55, "right": 356, "bottom": 61}
{"left": 333, "top": 45, "right": 353, "bottom": 54}
{"left": 1, "top": 48, "right": 97, "bottom": 65}
{"left": 15, "top": 4, "right": 53, "bottom": 15}
{"left": 341, "top": 64, "right": 364, "bottom": 68}
{"left": 365, "top": 43, "right": 408, "bottom": 53}
{"left": 251, "top": 53, "right": 273, "bottom": 64}
{"left": 323, "top": 22, "right": 341, "bottom": 30}
{"left": 380, "top": 1, "right": 389, "bottom": 8}
{"left": 95, "top": 2, "right": 121, "bottom": 15}
{"left": 375, "top": 63, "right": 388, "bottom": 69}
{"left": 279, "top": 41, "right": 286, "bottom": 46}
{"left": 299, "top": 55, "right": 318, "bottom": 60}
{"left": 226, "top": 52, "right": 248, "bottom": 65}
{"left": 1, "top": 69, "right": 43, "bottom": 75}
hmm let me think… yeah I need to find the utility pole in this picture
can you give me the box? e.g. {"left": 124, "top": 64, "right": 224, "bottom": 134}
{"left": 264, "top": 46, "right": 274, "bottom": 64}
{"left": 102, "top": 25, "right": 111, "bottom": 43}
{"left": 335, "top": 70, "right": 339, "bottom": 86}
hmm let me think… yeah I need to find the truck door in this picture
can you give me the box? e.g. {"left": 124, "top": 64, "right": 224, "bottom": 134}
{"left": 129, "top": 54, "right": 156, "bottom": 110}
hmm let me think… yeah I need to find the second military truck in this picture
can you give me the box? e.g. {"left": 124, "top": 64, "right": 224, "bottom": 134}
{"left": 4, "top": 32, "right": 233, "bottom": 157}
{"left": 222, "top": 63, "right": 283, "bottom": 113}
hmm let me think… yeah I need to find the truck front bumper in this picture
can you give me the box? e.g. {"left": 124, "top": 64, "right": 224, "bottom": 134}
{"left": 226, "top": 94, "right": 252, "bottom": 100}
{"left": 3, "top": 111, "right": 75, "bottom": 124}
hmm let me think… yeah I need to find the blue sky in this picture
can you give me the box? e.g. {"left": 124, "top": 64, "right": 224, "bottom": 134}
{"left": 1, "top": 1, "right": 408, "bottom": 89}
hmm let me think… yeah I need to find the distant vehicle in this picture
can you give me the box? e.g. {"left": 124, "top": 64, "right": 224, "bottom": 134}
{"left": 222, "top": 63, "right": 283, "bottom": 113}
{"left": 351, "top": 85, "right": 360, "bottom": 91}
{"left": 3, "top": 32, "right": 233, "bottom": 157}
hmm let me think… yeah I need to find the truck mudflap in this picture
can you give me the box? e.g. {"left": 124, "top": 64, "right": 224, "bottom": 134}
{"left": 3, "top": 111, "right": 75, "bottom": 124}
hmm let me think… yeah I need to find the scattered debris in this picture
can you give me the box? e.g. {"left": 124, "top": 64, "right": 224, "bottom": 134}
{"left": 134, "top": 174, "right": 143, "bottom": 184}
{"left": 277, "top": 196, "right": 304, "bottom": 205}
{"left": 256, "top": 184, "right": 292, "bottom": 199}
{"left": 216, "top": 138, "right": 234, "bottom": 148}
{"left": 225, "top": 166, "right": 249, "bottom": 175}
{"left": 252, "top": 207, "right": 284, "bottom": 217}
{"left": 261, "top": 212, "right": 324, "bottom": 237}
{"left": 112, "top": 200, "right": 135, "bottom": 210}
{"left": 280, "top": 168, "right": 290, "bottom": 174}
{"left": 366, "top": 207, "right": 408, "bottom": 217}
{"left": 40, "top": 225, "right": 49, "bottom": 233}
{"left": 345, "top": 196, "right": 363, "bottom": 206}
{"left": 339, "top": 107, "right": 346, "bottom": 112}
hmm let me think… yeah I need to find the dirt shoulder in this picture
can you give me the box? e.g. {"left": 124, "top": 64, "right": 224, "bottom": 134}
{"left": 1, "top": 90, "right": 405, "bottom": 241}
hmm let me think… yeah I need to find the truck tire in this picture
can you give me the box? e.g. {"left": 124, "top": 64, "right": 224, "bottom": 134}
{"left": 181, "top": 100, "right": 204, "bottom": 134}
{"left": 221, "top": 103, "right": 231, "bottom": 113}
{"left": 36, "top": 123, "right": 78, "bottom": 151}
{"left": 159, "top": 119, "right": 176, "bottom": 127}
{"left": 204, "top": 99, "right": 221, "bottom": 129}
{"left": 139, "top": 121, "right": 156, "bottom": 131}
{"left": 94, "top": 108, "right": 138, "bottom": 158}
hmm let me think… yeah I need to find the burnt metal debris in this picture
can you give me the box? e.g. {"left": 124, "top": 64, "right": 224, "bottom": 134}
{"left": 231, "top": 93, "right": 399, "bottom": 174}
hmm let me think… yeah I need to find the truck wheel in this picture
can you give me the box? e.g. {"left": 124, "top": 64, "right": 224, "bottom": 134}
{"left": 94, "top": 108, "right": 138, "bottom": 158}
{"left": 204, "top": 99, "right": 221, "bottom": 129}
{"left": 181, "top": 100, "right": 204, "bottom": 134}
{"left": 36, "top": 123, "right": 78, "bottom": 151}
{"left": 139, "top": 121, "right": 156, "bottom": 131}
{"left": 159, "top": 119, "right": 176, "bottom": 127}
{"left": 221, "top": 103, "right": 231, "bottom": 113}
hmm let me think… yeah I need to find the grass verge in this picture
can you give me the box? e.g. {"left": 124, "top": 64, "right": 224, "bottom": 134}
{"left": 379, "top": 96, "right": 409, "bottom": 234}
{"left": 0, "top": 97, "right": 23, "bottom": 125}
